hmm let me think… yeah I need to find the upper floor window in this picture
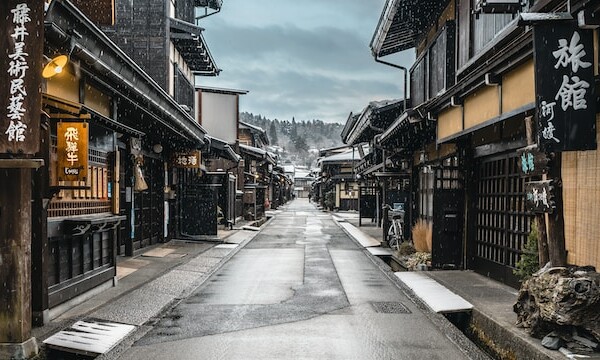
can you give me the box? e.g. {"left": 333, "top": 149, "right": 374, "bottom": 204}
{"left": 458, "top": 0, "right": 534, "bottom": 69}
{"left": 472, "top": 13, "right": 515, "bottom": 54}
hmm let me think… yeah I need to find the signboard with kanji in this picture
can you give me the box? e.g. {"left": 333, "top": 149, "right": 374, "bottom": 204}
{"left": 0, "top": 1, "right": 43, "bottom": 155}
{"left": 525, "top": 180, "right": 555, "bottom": 213}
{"left": 57, "top": 122, "right": 89, "bottom": 182}
{"left": 172, "top": 150, "right": 201, "bottom": 169}
{"left": 533, "top": 21, "right": 596, "bottom": 151}
{"left": 516, "top": 145, "right": 549, "bottom": 177}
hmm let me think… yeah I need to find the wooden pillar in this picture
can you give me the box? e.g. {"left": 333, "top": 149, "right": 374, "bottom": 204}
{"left": 0, "top": 0, "right": 43, "bottom": 356}
{"left": 546, "top": 154, "right": 567, "bottom": 266}
{"left": 0, "top": 169, "right": 39, "bottom": 358}
{"left": 525, "top": 116, "right": 550, "bottom": 266}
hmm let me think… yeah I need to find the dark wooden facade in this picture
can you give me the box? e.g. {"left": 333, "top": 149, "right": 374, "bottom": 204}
{"left": 32, "top": 0, "right": 209, "bottom": 324}
{"left": 371, "top": 0, "right": 600, "bottom": 285}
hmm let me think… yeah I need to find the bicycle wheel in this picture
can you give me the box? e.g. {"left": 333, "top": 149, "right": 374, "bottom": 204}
{"left": 387, "top": 223, "right": 400, "bottom": 250}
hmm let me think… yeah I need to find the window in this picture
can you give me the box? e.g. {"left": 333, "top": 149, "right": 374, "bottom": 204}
{"left": 472, "top": 13, "right": 514, "bottom": 54}
{"left": 458, "top": 0, "right": 534, "bottom": 68}
{"left": 418, "top": 166, "right": 435, "bottom": 221}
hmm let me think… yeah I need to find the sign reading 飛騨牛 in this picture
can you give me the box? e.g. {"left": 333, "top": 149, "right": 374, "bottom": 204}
{"left": 57, "top": 122, "right": 89, "bottom": 182}
{"left": 0, "top": 1, "right": 43, "bottom": 155}
{"left": 533, "top": 21, "right": 596, "bottom": 151}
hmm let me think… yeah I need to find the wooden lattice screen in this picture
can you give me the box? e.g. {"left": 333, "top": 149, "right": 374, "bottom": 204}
{"left": 474, "top": 153, "right": 533, "bottom": 276}
{"left": 48, "top": 136, "right": 111, "bottom": 217}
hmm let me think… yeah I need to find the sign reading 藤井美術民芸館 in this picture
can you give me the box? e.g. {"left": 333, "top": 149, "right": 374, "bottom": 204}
{"left": 0, "top": 1, "right": 43, "bottom": 155}
{"left": 533, "top": 21, "right": 596, "bottom": 152}
{"left": 57, "top": 122, "right": 89, "bottom": 182}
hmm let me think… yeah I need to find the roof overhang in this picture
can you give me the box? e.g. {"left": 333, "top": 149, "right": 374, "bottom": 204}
{"left": 45, "top": 0, "right": 207, "bottom": 146}
{"left": 195, "top": 86, "right": 249, "bottom": 95}
{"left": 206, "top": 135, "right": 240, "bottom": 162}
{"left": 194, "top": 0, "right": 223, "bottom": 10}
{"left": 239, "top": 121, "right": 269, "bottom": 146}
{"left": 344, "top": 99, "right": 407, "bottom": 145}
{"left": 370, "top": 0, "right": 448, "bottom": 57}
{"left": 239, "top": 144, "right": 275, "bottom": 165}
{"left": 169, "top": 17, "right": 220, "bottom": 76}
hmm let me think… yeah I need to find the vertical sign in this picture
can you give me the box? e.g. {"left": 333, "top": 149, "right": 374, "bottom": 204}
{"left": 0, "top": 1, "right": 42, "bottom": 154}
{"left": 533, "top": 21, "right": 596, "bottom": 151}
{"left": 516, "top": 145, "right": 550, "bottom": 177}
{"left": 57, "top": 122, "right": 89, "bottom": 182}
{"left": 525, "top": 180, "right": 556, "bottom": 213}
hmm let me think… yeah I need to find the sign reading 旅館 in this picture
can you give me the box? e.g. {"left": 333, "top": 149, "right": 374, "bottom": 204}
{"left": 533, "top": 21, "right": 596, "bottom": 152}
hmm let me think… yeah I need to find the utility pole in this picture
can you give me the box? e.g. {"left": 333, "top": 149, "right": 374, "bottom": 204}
{"left": 0, "top": 1, "right": 44, "bottom": 358}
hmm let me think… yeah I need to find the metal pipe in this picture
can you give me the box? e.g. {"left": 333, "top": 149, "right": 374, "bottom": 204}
{"left": 374, "top": 56, "right": 407, "bottom": 112}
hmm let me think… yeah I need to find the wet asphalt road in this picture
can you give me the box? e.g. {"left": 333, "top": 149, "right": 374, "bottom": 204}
{"left": 117, "top": 199, "right": 481, "bottom": 360}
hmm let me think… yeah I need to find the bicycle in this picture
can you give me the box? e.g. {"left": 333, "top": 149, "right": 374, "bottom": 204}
{"left": 384, "top": 206, "right": 405, "bottom": 251}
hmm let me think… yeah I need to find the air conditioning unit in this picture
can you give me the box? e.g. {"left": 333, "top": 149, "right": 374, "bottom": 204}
{"left": 475, "top": 0, "right": 523, "bottom": 14}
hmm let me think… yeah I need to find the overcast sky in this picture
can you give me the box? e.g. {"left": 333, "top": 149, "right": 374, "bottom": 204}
{"left": 196, "top": 0, "right": 414, "bottom": 124}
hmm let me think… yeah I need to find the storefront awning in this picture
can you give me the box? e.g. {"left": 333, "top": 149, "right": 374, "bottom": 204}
{"left": 169, "top": 18, "right": 219, "bottom": 76}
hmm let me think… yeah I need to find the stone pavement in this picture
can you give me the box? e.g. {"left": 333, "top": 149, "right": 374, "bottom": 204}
{"left": 30, "top": 205, "right": 587, "bottom": 360}
{"left": 32, "top": 220, "right": 264, "bottom": 358}
{"left": 338, "top": 210, "right": 586, "bottom": 360}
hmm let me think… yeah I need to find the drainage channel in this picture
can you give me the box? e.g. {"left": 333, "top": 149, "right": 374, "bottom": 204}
{"left": 375, "top": 253, "right": 500, "bottom": 360}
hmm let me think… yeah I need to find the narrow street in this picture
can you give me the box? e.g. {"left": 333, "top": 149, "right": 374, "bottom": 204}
{"left": 116, "top": 199, "right": 481, "bottom": 360}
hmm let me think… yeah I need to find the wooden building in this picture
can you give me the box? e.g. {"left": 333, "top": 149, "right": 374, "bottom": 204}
{"left": 31, "top": 0, "right": 214, "bottom": 324}
{"left": 371, "top": 0, "right": 600, "bottom": 286}
{"left": 341, "top": 99, "right": 408, "bottom": 227}
{"left": 317, "top": 146, "right": 362, "bottom": 211}
{"left": 70, "top": 0, "right": 222, "bottom": 241}
{"left": 196, "top": 86, "right": 248, "bottom": 226}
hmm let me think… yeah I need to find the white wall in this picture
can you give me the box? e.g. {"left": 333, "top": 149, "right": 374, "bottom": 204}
{"left": 199, "top": 92, "right": 238, "bottom": 143}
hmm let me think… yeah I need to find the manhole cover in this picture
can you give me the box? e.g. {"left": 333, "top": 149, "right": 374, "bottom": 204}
{"left": 370, "top": 302, "right": 411, "bottom": 314}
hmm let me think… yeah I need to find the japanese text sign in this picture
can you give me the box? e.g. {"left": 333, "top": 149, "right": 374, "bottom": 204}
{"left": 57, "top": 122, "right": 89, "bottom": 182}
{"left": 172, "top": 150, "right": 201, "bottom": 169}
{"left": 533, "top": 21, "right": 596, "bottom": 151}
{"left": 516, "top": 145, "right": 549, "bottom": 177}
{"left": 0, "top": 1, "right": 43, "bottom": 155}
{"left": 525, "top": 180, "right": 555, "bottom": 213}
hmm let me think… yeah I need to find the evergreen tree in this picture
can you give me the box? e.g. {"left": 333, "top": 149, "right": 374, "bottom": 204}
{"left": 269, "top": 122, "right": 278, "bottom": 144}
{"left": 290, "top": 117, "right": 298, "bottom": 139}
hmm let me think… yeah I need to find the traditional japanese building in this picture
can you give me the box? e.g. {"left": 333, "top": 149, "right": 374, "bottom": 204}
{"left": 371, "top": 0, "right": 599, "bottom": 286}
{"left": 317, "top": 146, "right": 362, "bottom": 211}
{"left": 27, "top": 0, "right": 214, "bottom": 326}
{"left": 196, "top": 86, "right": 248, "bottom": 227}
{"left": 341, "top": 99, "right": 408, "bottom": 227}
{"left": 238, "top": 121, "right": 277, "bottom": 221}
{"left": 69, "top": 0, "right": 222, "bottom": 242}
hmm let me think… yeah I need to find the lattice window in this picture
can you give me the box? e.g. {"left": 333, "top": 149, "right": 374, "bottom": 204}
{"left": 475, "top": 154, "right": 533, "bottom": 268}
{"left": 418, "top": 166, "right": 435, "bottom": 221}
{"left": 436, "top": 155, "right": 462, "bottom": 190}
